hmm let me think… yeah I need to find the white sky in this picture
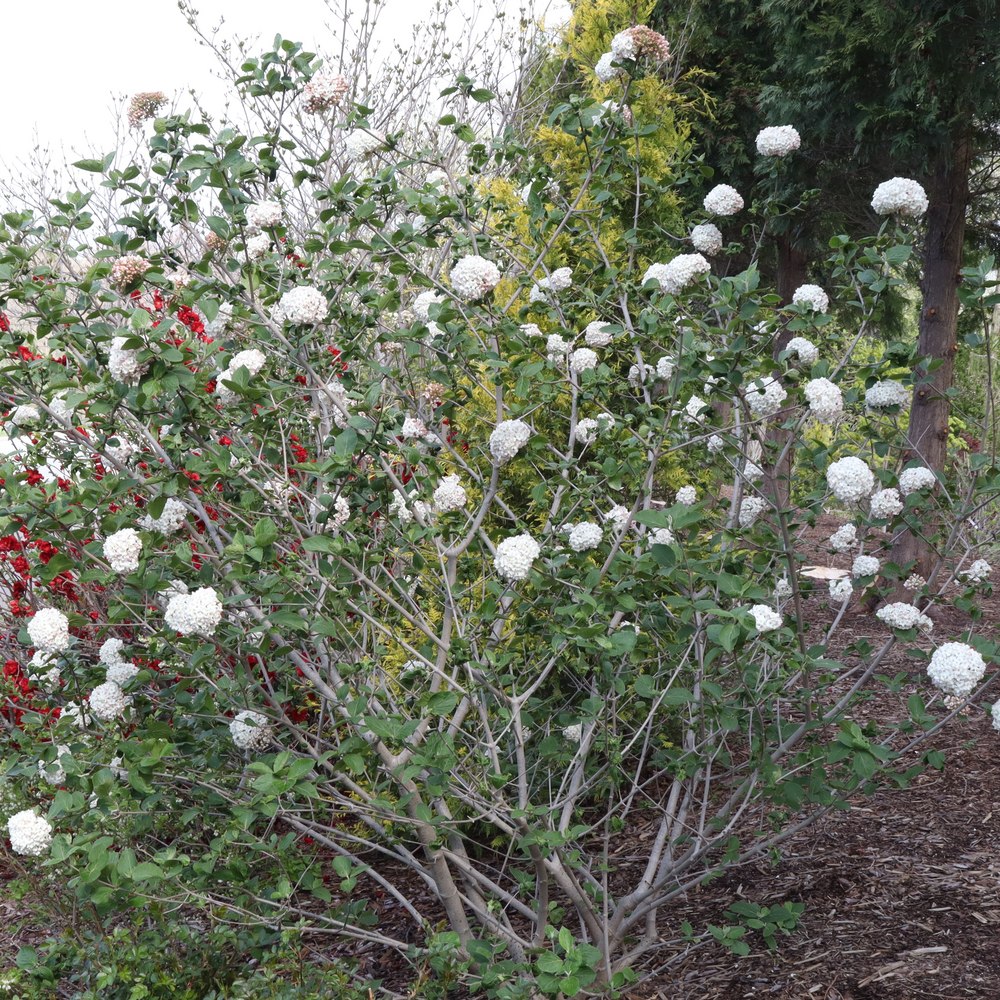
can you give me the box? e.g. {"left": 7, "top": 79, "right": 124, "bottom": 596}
{"left": 3, "top": 0, "right": 569, "bottom": 164}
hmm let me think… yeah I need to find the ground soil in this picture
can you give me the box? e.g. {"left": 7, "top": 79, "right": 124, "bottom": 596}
{"left": 3, "top": 515, "right": 998, "bottom": 998}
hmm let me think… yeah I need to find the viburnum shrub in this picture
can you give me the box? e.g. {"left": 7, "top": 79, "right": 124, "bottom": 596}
{"left": 1, "top": 18, "right": 999, "bottom": 994}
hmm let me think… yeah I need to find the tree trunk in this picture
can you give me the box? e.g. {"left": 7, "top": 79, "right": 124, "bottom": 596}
{"left": 761, "top": 235, "right": 809, "bottom": 510}
{"left": 891, "top": 135, "right": 972, "bottom": 590}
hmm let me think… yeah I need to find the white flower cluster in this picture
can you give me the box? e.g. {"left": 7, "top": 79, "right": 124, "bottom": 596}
{"left": 703, "top": 184, "right": 744, "bottom": 216}
{"left": 62, "top": 701, "right": 89, "bottom": 728}
{"left": 575, "top": 418, "right": 599, "bottom": 444}
{"left": 652, "top": 526, "right": 675, "bottom": 545}
{"left": 683, "top": 395, "right": 708, "bottom": 423}
{"left": 489, "top": 419, "right": 531, "bottom": 463}
{"left": 871, "top": 177, "right": 928, "bottom": 217}
{"left": 29, "top": 651, "right": 60, "bottom": 693}
{"left": 785, "top": 337, "right": 818, "bottom": 365}
{"left": 903, "top": 574, "right": 926, "bottom": 591}
{"left": 108, "top": 336, "right": 148, "bottom": 384}
{"left": 89, "top": 680, "right": 133, "bottom": 721}
{"left": 690, "top": 223, "right": 723, "bottom": 255}
{"left": 245, "top": 233, "right": 271, "bottom": 261}
{"left": 6, "top": 809, "right": 53, "bottom": 857}
{"left": 332, "top": 496, "right": 350, "bottom": 527}
{"left": 830, "top": 578, "right": 853, "bottom": 600}
{"left": 245, "top": 200, "right": 282, "bottom": 232}
{"left": 708, "top": 434, "right": 724, "bottom": 454}
{"left": 275, "top": 286, "right": 328, "bottom": 325}
{"left": 829, "top": 523, "right": 857, "bottom": 552}
{"left": 164, "top": 586, "right": 223, "bottom": 636}
{"left": 530, "top": 267, "right": 573, "bottom": 301}
{"left": 450, "top": 255, "right": 501, "bottom": 300}
{"left": 676, "top": 486, "right": 697, "bottom": 506}
{"left": 9, "top": 404, "right": 40, "bottom": 426}
{"left": 100, "top": 637, "right": 126, "bottom": 666}
{"left": 344, "top": 129, "right": 383, "bottom": 160}
{"left": 28, "top": 608, "right": 71, "bottom": 653}
{"left": 962, "top": 559, "right": 991, "bottom": 584}
{"left": 38, "top": 744, "right": 71, "bottom": 785}
{"left": 433, "top": 475, "right": 467, "bottom": 512}
{"left": 644, "top": 254, "right": 711, "bottom": 294}
{"left": 927, "top": 642, "right": 987, "bottom": 699}
{"left": 898, "top": 466, "right": 936, "bottom": 495}
{"left": 563, "top": 723, "right": 583, "bottom": 743}
{"left": 755, "top": 125, "right": 801, "bottom": 157}
{"left": 852, "top": 555, "right": 880, "bottom": 577}
{"left": 494, "top": 533, "right": 541, "bottom": 581}
{"left": 606, "top": 504, "right": 631, "bottom": 529}
{"left": 792, "top": 284, "right": 830, "bottom": 312}
{"left": 869, "top": 488, "right": 904, "bottom": 519}
{"left": 568, "top": 522, "right": 603, "bottom": 552}
{"left": 230, "top": 710, "right": 272, "bottom": 751}
{"left": 301, "top": 72, "right": 348, "bottom": 114}
{"left": 775, "top": 577, "right": 792, "bottom": 599}
{"left": 584, "top": 321, "right": 614, "bottom": 347}
{"left": 104, "top": 435, "right": 135, "bottom": 465}
{"left": 865, "top": 380, "right": 910, "bottom": 411}
{"left": 401, "top": 415, "right": 428, "bottom": 439}
{"left": 746, "top": 376, "right": 787, "bottom": 418}
{"left": 826, "top": 456, "right": 875, "bottom": 503}
{"left": 569, "top": 347, "right": 598, "bottom": 374}
{"left": 413, "top": 291, "right": 443, "bottom": 321}
{"left": 750, "top": 605, "right": 782, "bottom": 632}
{"left": 595, "top": 52, "right": 621, "bottom": 82}
{"left": 546, "top": 334, "right": 569, "bottom": 358}
{"left": 141, "top": 497, "right": 187, "bottom": 535}
{"left": 803, "top": 377, "right": 843, "bottom": 423}
{"left": 107, "top": 659, "right": 140, "bottom": 686}
{"left": 104, "top": 528, "right": 143, "bottom": 574}
{"left": 739, "top": 496, "right": 768, "bottom": 528}
{"left": 875, "top": 602, "right": 933, "bottom": 633}
{"left": 656, "top": 357, "right": 675, "bottom": 380}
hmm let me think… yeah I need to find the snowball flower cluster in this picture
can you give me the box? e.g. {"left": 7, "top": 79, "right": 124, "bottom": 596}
{"left": 927, "top": 642, "right": 986, "bottom": 699}
{"left": 275, "top": 286, "right": 328, "bottom": 325}
{"left": 107, "top": 660, "right": 140, "bottom": 686}
{"left": 708, "top": 434, "right": 724, "bottom": 454}
{"left": 826, "top": 456, "right": 875, "bottom": 503}
{"left": 6, "top": 809, "right": 53, "bottom": 857}
{"left": 9, "top": 404, "right": 40, "bottom": 426}
{"left": 108, "top": 336, "right": 148, "bottom": 383}
{"left": 852, "top": 555, "right": 880, "bottom": 578}
{"left": 898, "top": 466, "right": 936, "bottom": 495}
{"left": 750, "top": 605, "right": 782, "bottom": 632}
{"left": 775, "top": 578, "right": 792, "bottom": 599}
{"left": 569, "top": 347, "right": 598, "bottom": 374}
{"left": 683, "top": 395, "right": 708, "bottom": 423}
{"left": 792, "top": 284, "right": 830, "bottom": 312}
{"left": 245, "top": 200, "right": 282, "bottom": 232}
{"left": 962, "top": 559, "right": 991, "bottom": 584}
{"left": 110, "top": 255, "right": 151, "bottom": 292}
{"left": 489, "top": 419, "right": 531, "bottom": 463}
{"left": 245, "top": 233, "right": 271, "bottom": 261}
{"left": 141, "top": 497, "right": 187, "bottom": 535}
{"left": 829, "top": 523, "right": 857, "bottom": 552}
{"left": 829, "top": 578, "right": 853, "bottom": 601}
{"left": 651, "top": 526, "right": 675, "bottom": 545}
{"left": 433, "top": 475, "right": 467, "bottom": 512}
{"left": 568, "top": 522, "right": 603, "bottom": 552}
{"left": 103, "top": 528, "right": 142, "bottom": 574}
{"left": 164, "top": 586, "right": 224, "bottom": 636}
{"left": 530, "top": 268, "right": 573, "bottom": 299}
{"left": 746, "top": 376, "right": 787, "bottom": 418}
{"left": 865, "top": 380, "right": 910, "bottom": 411}
{"left": 739, "top": 496, "right": 768, "bottom": 528}
{"left": 546, "top": 334, "right": 569, "bottom": 358}
{"left": 803, "top": 377, "right": 844, "bottom": 423}
{"left": 38, "top": 745, "right": 71, "bottom": 785}
{"left": 606, "top": 505, "right": 631, "bottom": 529}
{"left": 401, "top": 415, "right": 428, "bottom": 439}
{"left": 28, "top": 608, "right": 71, "bottom": 653}
{"left": 875, "top": 602, "right": 933, "bottom": 634}
{"left": 871, "top": 177, "right": 928, "bottom": 217}
{"left": 609, "top": 25, "right": 671, "bottom": 62}
{"left": 29, "top": 651, "right": 60, "bottom": 693}
{"left": 230, "top": 710, "right": 272, "bottom": 752}
{"left": 494, "top": 533, "right": 541, "bottom": 581}
{"left": 127, "top": 91, "right": 167, "bottom": 128}
{"left": 413, "top": 291, "right": 443, "bottom": 321}
{"left": 563, "top": 723, "right": 583, "bottom": 743}
{"left": 869, "top": 488, "right": 904, "bottom": 519}
{"left": 903, "top": 574, "right": 926, "bottom": 591}
{"left": 644, "top": 254, "right": 711, "bottom": 294}
{"left": 595, "top": 52, "right": 621, "bottom": 82}
{"left": 676, "top": 486, "right": 697, "bottom": 506}
{"left": 88, "top": 680, "right": 133, "bottom": 721}
{"left": 99, "top": 637, "right": 126, "bottom": 666}
{"left": 584, "top": 321, "right": 614, "bottom": 347}
{"left": 703, "top": 184, "right": 744, "bottom": 216}
{"left": 301, "top": 72, "right": 349, "bottom": 114}
{"left": 785, "top": 337, "right": 819, "bottom": 365}
{"left": 755, "top": 125, "right": 801, "bottom": 157}
{"left": 656, "top": 357, "right": 675, "bottom": 380}
{"left": 690, "top": 223, "right": 723, "bottom": 255}
{"left": 575, "top": 417, "right": 599, "bottom": 444}
{"left": 344, "top": 129, "right": 383, "bottom": 160}
{"left": 450, "top": 255, "right": 501, "bottom": 300}
{"left": 992, "top": 699, "right": 1000, "bottom": 733}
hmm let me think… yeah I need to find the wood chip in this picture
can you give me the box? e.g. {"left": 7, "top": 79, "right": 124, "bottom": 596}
{"left": 857, "top": 962, "right": 906, "bottom": 987}
{"left": 899, "top": 946, "right": 948, "bottom": 957}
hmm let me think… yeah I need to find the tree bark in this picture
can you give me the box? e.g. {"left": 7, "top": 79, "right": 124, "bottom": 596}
{"left": 761, "top": 234, "right": 809, "bottom": 509}
{"left": 891, "top": 134, "right": 972, "bottom": 590}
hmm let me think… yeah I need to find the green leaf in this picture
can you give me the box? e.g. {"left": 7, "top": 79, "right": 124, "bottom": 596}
{"left": 16, "top": 946, "right": 38, "bottom": 970}
{"left": 302, "top": 535, "right": 338, "bottom": 553}
{"left": 130, "top": 862, "right": 165, "bottom": 881}
{"left": 427, "top": 691, "right": 459, "bottom": 715}
{"left": 634, "top": 675, "right": 657, "bottom": 699}
{"left": 471, "top": 88, "right": 495, "bottom": 102}
{"left": 73, "top": 159, "right": 106, "bottom": 173}
{"left": 254, "top": 517, "right": 278, "bottom": 547}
